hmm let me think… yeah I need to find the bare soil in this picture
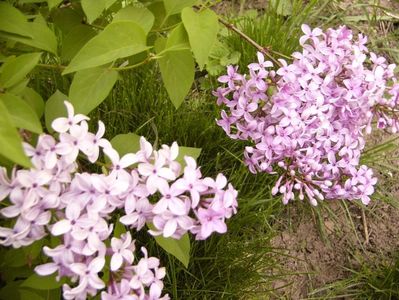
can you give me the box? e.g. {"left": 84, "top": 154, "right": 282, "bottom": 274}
{"left": 268, "top": 199, "right": 399, "bottom": 299}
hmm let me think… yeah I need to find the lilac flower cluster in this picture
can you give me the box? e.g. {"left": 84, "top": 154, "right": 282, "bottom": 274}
{"left": 215, "top": 24, "right": 399, "bottom": 206}
{"left": 0, "top": 102, "right": 237, "bottom": 299}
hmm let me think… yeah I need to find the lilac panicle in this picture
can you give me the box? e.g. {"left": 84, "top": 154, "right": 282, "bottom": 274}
{"left": 0, "top": 101, "right": 238, "bottom": 300}
{"left": 215, "top": 25, "right": 398, "bottom": 206}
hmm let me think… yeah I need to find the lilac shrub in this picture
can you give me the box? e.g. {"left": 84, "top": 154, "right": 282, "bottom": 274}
{"left": 215, "top": 25, "right": 399, "bottom": 206}
{"left": 0, "top": 102, "right": 238, "bottom": 299}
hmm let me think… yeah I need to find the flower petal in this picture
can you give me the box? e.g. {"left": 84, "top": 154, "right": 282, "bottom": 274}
{"left": 51, "top": 219, "right": 71, "bottom": 236}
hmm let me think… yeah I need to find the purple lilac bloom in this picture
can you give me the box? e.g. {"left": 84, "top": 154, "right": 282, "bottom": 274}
{"left": 215, "top": 25, "right": 398, "bottom": 206}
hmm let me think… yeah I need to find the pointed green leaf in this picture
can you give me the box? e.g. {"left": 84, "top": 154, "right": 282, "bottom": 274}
{"left": 176, "top": 146, "right": 201, "bottom": 166}
{"left": 19, "top": 0, "right": 46, "bottom": 3}
{"left": 0, "top": 53, "right": 42, "bottom": 88}
{"left": 164, "top": 23, "right": 190, "bottom": 52}
{"left": 114, "top": 218, "right": 127, "bottom": 238}
{"left": 61, "top": 25, "right": 97, "bottom": 62}
{"left": 52, "top": 7, "right": 84, "bottom": 36}
{"left": 0, "top": 101, "right": 31, "bottom": 167}
{"left": 0, "top": 281, "right": 22, "bottom": 300}
{"left": 69, "top": 66, "right": 118, "bottom": 114}
{"left": 19, "top": 289, "right": 45, "bottom": 300}
{"left": 0, "top": 93, "right": 42, "bottom": 134}
{"left": 2, "top": 247, "right": 29, "bottom": 267}
{"left": 148, "top": 223, "right": 190, "bottom": 268}
{"left": 113, "top": 6, "right": 155, "bottom": 34}
{"left": 81, "top": 0, "right": 106, "bottom": 24}
{"left": 0, "top": 265, "right": 33, "bottom": 282}
{"left": 157, "top": 49, "right": 194, "bottom": 108}
{"left": 63, "top": 21, "right": 149, "bottom": 75}
{"left": 105, "top": 0, "right": 118, "bottom": 9}
{"left": 21, "top": 273, "right": 65, "bottom": 290}
{"left": 0, "top": 2, "right": 32, "bottom": 38}
{"left": 19, "top": 87, "right": 45, "bottom": 118}
{"left": 45, "top": 90, "right": 68, "bottom": 132}
{"left": 47, "top": 0, "right": 63, "bottom": 9}
{"left": 110, "top": 133, "right": 141, "bottom": 156}
{"left": 1, "top": 16, "right": 58, "bottom": 54}
{"left": 182, "top": 7, "right": 219, "bottom": 70}
{"left": 8, "top": 78, "right": 29, "bottom": 95}
{"left": 22, "top": 239, "right": 44, "bottom": 261}
{"left": 163, "top": 0, "right": 197, "bottom": 16}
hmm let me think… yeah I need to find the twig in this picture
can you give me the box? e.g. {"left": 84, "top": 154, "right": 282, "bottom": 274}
{"left": 37, "top": 63, "right": 66, "bottom": 70}
{"left": 111, "top": 55, "right": 156, "bottom": 71}
{"left": 37, "top": 55, "right": 156, "bottom": 73}
{"left": 192, "top": 4, "right": 283, "bottom": 66}
{"left": 361, "top": 208, "right": 369, "bottom": 244}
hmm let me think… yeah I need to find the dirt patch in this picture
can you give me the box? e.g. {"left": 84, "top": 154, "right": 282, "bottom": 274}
{"left": 266, "top": 191, "right": 399, "bottom": 299}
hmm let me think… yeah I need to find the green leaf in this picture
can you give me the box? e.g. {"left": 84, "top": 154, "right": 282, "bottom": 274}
{"left": 69, "top": 66, "right": 118, "bottom": 114}
{"left": 8, "top": 78, "right": 29, "bottom": 95}
{"left": 182, "top": 7, "right": 219, "bottom": 70}
{"left": 45, "top": 90, "right": 68, "bottom": 132}
{"left": 0, "top": 93, "right": 42, "bottom": 134}
{"left": 113, "top": 6, "right": 154, "bottom": 34}
{"left": 47, "top": 0, "right": 63, "bottom": 9}
{"left": 176, "top": 146, "right": 201, "bottom": 167}
{"left": 155, "top": 25, "right": 194, "bottom": 108}
{"left": 220, "top": 51, "right": 241, "bottom": 66}
{"left": 163, "top": 0, "right": 197, "bottom": 16}
{"left": 61, "top": 25, "right": 97, "bottom": 62}
{"left": 0, "top": 280, "right": 22, "bottom": 300}
{"left": 113, "top": 218, "right": 127, "bottom": 238}
{"left": 157, "top": 49, "right": 194, "bottom": 108}
{"left": 19, "top": 87, "right": 45, "bottom": 118}
{"left": 1, "top": 16, "right": 58, "bottom": 54}
{"left": 0, "top": 2, "right": 32, "bottom": 38}
{"left": 19, "top": 0, "right": 46, "bottom": 3}
{"left": 62, "top": 21, "right": 149, "bottom": 75}
{"left": 21, "top": 274, "right": 64, "bottom": 290}
{"left": 105, "top": 0, "right": 118, "bottom": 9}
{"left": 81, "top": 0, "right": 106, "bottom": 24}
{"left": 2, "top": 247, "right": 28, "bottom": 268}
{"left": 22, "top": 239, "right": 44, "bottom": 261}
{"left": 0, "top": 101, "right": 31, "bottom": 167}
{"left": 0, "top": 266, "right": 33, "bottom": 282}
{"left": 19, "top": 289, "right": 45, "bottom": 300}
{"left": 148, "top": 223, "right": 190, "bottom": 268}
{"left": 110, "top": 133, "right": 141, "bottom": 156}
{"left": 52, "top": 7, "right": 84, "bottom": 36}
{"left": 0, "top": 53, "right": 41, "bottom": 89}
{"left": 164, "top": 23, "right": 190, "bottom": 52}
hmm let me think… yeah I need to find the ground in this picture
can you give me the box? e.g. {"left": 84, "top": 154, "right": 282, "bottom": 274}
{"left": 269, "top": 199, "right": 399, "bottom": 299}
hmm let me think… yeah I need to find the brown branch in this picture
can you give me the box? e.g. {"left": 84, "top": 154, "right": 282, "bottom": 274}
{"left": 217, "top": 17, "right": 282, "bottom": 67}
{"left": 193, "top": 4, "right": 282, "bottom": 67}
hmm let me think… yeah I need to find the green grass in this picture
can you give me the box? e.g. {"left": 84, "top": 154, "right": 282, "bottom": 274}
{"left": 308, "top": 253, "right": 399, "bottom": 299}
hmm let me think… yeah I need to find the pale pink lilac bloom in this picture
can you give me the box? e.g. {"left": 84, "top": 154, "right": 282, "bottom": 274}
{"left": 0, "top": 101, "right": 238, "bottom": 299}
